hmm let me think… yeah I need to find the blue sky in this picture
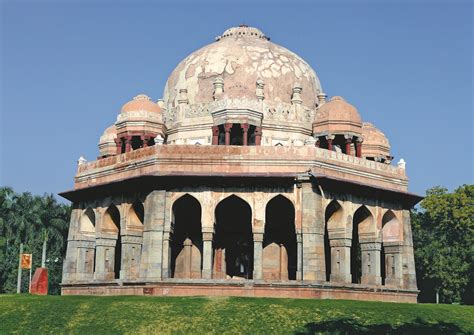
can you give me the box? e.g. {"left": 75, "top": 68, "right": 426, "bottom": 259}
{"left": 1, "top": 0, "right": 472, "bottom": 199}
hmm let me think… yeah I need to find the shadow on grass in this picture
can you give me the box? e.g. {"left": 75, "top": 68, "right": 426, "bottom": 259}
{"left": 296, "top": 317, "right": 468, "bottom": 335}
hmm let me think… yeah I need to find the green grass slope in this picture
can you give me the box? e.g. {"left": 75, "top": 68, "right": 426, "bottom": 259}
{"left": 0, "top": 295, "right": 472, "bottom": 334}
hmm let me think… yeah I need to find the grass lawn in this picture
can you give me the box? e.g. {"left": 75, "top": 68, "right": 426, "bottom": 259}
{"left": 0, "top": 295, "right": 473, "bottom": 334}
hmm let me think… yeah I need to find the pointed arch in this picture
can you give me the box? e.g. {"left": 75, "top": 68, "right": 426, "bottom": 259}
{"left": 102, "top": 204, "right": 120, "bottom": 233}
{"left": 214, "top": 194, "right": 253, "bottom": 279}
{"left": 80, "top": 207, "right": 96, "bottom": 234}
{"left": 381, "top": 210, "right": 401, "bottom": 243}
{"left": 127, "top": 201, "right": 144, "bottom": 229}
{"left": 324, "top": 200, "right": 344, "bottom": 281}
{"left": 100, "top": 204, "right": 121, "bottom": 279}
{"left": 325, "top": 200, "right": 343, "bottom": 230}
{"left": 263, "top": 195, "right": 296, "bottom": 280}
{"left": 381, "top": 210, "right": 401, "bottom": 286}
{"left": 351, "top": 205, "right": 374, "bottom": 284}
{"left": 170, "top": 194, "right": 202, "bottom": 279}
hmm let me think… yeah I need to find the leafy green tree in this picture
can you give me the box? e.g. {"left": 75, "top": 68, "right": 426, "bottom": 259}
{"left": 0, "top": 187, "right": 70, "bottom": 294}
{"left": 412, "top": 185, "right": 473, "bottom": 304}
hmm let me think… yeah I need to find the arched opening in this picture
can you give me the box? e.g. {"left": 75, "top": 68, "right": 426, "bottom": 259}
{"left": 80, "top": 208, "right": 96, "bottom": 235}
{"left": 170, "top": 195, "right": 202, "bottom": 279}
{"left": 230, "top": 124, "right": 243, "bottom": 145}
{"left": 325, "top": 200, "right": 343, "bottom": 281}
{"left": 214, "top": 195, "right": 253, "bottom": 279}
{"left": 128, "top": 201, "right": 144, "bottom": 229}
{"left": 103, "top": 205, "right": 121, "bottom": 279}
{"left": 352, "top": 206, "right": 373, "bottom": 284}
{"left": 263, "top": 195, "right": 297, "bottom": 281}
{"left": 381, "top": 210, "right": 401, "bottom": 285}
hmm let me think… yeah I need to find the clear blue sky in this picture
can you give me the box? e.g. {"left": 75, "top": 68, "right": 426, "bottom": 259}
{"left": 1, "top": 0, "right": 472, "bottom": 200}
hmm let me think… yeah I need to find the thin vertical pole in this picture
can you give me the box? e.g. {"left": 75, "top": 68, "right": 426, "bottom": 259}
{"left": 29, "top": 254, "right": 33, "bottom": 293}
{"left": 17, "top": 243, "right": 23, "bottom": 293}
{"left": 41, "top": 238, "right": 47, "bottom": 268}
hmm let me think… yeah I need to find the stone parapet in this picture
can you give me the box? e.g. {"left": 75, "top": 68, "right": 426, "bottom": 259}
{"left": 73, "top": 145, "right": 407, "bottom": 192}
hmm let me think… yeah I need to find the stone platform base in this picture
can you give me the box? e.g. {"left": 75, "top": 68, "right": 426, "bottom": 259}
{"left": 61, "top": 280, "right": 418, "bottom": 303}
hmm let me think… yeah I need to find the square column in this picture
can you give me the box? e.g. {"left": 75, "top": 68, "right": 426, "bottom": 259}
{"left": 120, "top": 235, "right": 143, "bottom": 280}
{"left": 300, "top": 179, "right": 326, "bottom": 281}
{"left": 360, "top": 241, "right": 382, "bottom": 285}
{"left": 202, "top": 232, "right": 214, "bottom": 279}
{"left": 253, "top": 233, "right": 263, "bottom": 280}
{"left": 75, "top": 240, "right": 96, "bottom": 281}
{"left": 139, "top": 190, "right": 166, "bottom": 281}
{"left": 383, "top": 242, "right": 403, "bottom": 288}
{"left": 329, "top": 238, "right": 352, "bottom": 283}
{"left": 94, "top": 236, "right": 117, "bottom": 280}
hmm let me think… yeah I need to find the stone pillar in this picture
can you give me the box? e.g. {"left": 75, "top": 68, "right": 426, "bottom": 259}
{"left": 326, "top": 134, "right": 335, "bottom": 151}
{"left": 255, "top": 127, "right": 262, "bottom": 146}
{"left": 344, "top": 134, "right": 352, "bottom": 155}
{"left": 253, "top": 233, "right": 263, "bottom": 280}
{"left": 360, "top": 241, "right": 382, "bottom": 285}
{"left": 161, "top": 231, "right": 171, "bottom": 279}
{"left": 62, "top": 207, "right": 82, "bottom": 283}
{"left": 401, "top": 210, "right": 417, "bottom": 290}
{"left": 125, "top": 136, "right": 132, "bottom": 153}
{"left": 329, "top": 238, "right": 352, "bottom": 283}
{"left": 224, "top": 123, "right": 232, "bottom": 145}
{"left": 241, "top": 123, "right": 249, "bottom": 146}
{"left": 356, "top": 137, "right": 363, "bottom": 158}
{"left": 75, "top": 239, "right": 96, "bottom": 281}
{"left": 141, "top": 135, "right": 149, "bottom": 148}
{"left": 120, "top": 234, "right": 143, "bottom": 280}
{"left": 212, "top": 126, "right": 219, "bottom": 145}
{"left": 94, "top": 236, "right": 117, "bottom": 280}
{"left": 383, "top": 242, "right": 403, "bottom": 287}
{"left": 139, "top": 190, "right": 166, "bottom": 281}
{"left": 296, "top": 232, "right": 303, "bottom": 281}
{"left": 202, "top": 232, "right": 214, "bottom": 279}
{"left": 114, "top": 138, "right": 122, "bottom": 155}
{"left": 300, "top": 178, "right": 326, "bottom": 281}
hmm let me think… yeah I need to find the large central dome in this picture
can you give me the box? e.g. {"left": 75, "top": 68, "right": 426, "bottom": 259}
{"left": 163, "top": 25, "right": 323, "bottom": 109}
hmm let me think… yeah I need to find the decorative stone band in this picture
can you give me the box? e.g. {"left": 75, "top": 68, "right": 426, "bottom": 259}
{"left": 164, "top": 98, "right": 315, "bottom": 125}
{"left": 95, "top": 237, "right": 117, "bottom": 247}
{"left": 68, "top": 240, "right": 95, "bottom": 248}
{"left": 329, "top": 238, "right": 352, "bottom": 248}
{"left": 383, "top": 242, "right": 404, "bottom": 254}
{"left": 202, "top": 232, "right": 214, "bottom": 242}
{"left": 360, "top": 242, "right": 382, "bottom": 251}
{"left": 253, "top": 233, "right": 264, "bottom": 242}
{"left": 121, "top": 235, "right": 143, "bottom": 244}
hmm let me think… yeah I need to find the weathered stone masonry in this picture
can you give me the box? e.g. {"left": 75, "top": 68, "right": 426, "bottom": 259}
{"left": 61, "top": 25, "right": 421, "bottom": 302}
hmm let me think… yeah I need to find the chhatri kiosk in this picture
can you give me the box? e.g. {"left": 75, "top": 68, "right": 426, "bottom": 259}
{"left": 60, "top": 25, "right": 421, "bottom": 302}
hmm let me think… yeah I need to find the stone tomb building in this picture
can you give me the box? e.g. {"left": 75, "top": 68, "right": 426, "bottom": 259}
{"left": 60, "top": 26, "right": 421, "bottom": 302}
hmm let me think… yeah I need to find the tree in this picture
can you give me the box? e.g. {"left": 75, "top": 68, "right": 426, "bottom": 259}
{"left": 412, "top": 185, "right": 473, "bottom": 304}
{"left": 0, "top": 187, "right": 70, "bottom": 294}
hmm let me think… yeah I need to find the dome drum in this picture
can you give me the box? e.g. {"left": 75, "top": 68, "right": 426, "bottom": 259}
{"left": 98, "top": 125, "right": 117, "bottom": 158}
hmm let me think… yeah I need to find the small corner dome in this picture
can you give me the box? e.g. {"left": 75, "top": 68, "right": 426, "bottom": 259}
{"left": 362, "top": 122, "right": 390, "bottom": 148}
{"left": 313, "top": 96, "right": 362, "bottom": 135}
{"left": 98, "top": 125, "right": 117, "bottom": 157}
{"left": 99, "top": 125, "right": 117, "bottom": 143}
{"left": 121, "top": 94, "right": 162, "bottom": 114}
{"left": 361, "top": 122, "right": 391, "bottom": 158}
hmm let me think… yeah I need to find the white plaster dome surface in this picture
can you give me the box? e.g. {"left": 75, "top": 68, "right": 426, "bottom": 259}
{"left": 163, "top": 26, "right": 323, "bottom": 110}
